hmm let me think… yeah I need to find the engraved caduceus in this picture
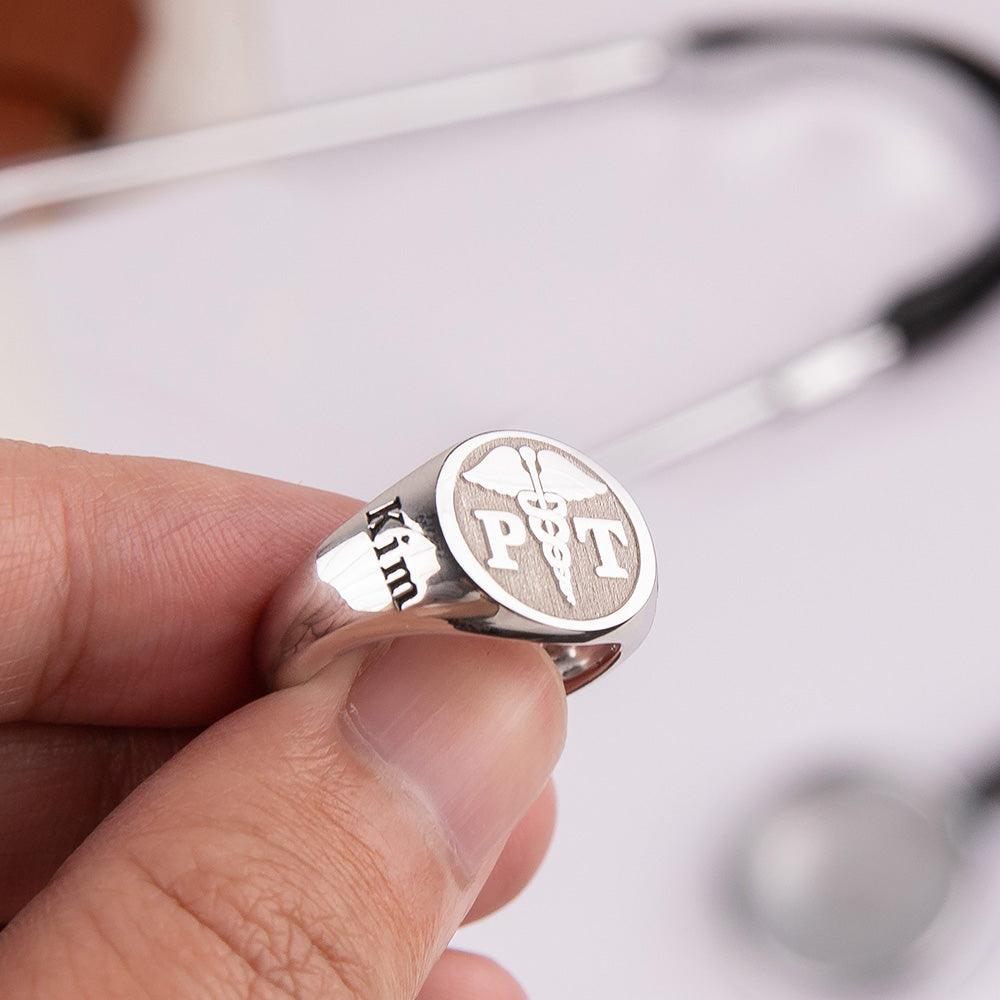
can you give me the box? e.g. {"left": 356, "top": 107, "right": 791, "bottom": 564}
{"left": 462, "top": 444, "right": 608, "bottom": 605}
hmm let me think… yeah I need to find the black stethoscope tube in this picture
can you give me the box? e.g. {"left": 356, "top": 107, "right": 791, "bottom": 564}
{"left": 691, "top": 21, "right": 1000, "bottom": 353}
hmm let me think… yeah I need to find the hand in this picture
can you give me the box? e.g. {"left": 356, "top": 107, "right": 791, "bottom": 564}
{"left": 0, "top": 440, "right": 566, "bottom": 999}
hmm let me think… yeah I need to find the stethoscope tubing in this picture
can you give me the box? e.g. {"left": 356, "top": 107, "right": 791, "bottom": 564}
{"left": 4, "top": 19, "right": 1000, "bottom": 481}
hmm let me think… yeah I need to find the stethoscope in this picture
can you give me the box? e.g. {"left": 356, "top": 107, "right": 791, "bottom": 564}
{"left": 3, "top": 21, "right": 1000, "bottom": 475}
{"left": 5, "top": 17, "right": 1000, "bottom": 989}
{"left": 729, "top": 759, "right": 1000, "bottom": 990}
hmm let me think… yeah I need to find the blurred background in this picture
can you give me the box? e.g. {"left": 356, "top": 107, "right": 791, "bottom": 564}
{"left": 4, "top": 1, "right": 1000, "bottom": 997}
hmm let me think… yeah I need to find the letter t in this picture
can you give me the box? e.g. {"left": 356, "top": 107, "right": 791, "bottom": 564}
{"left": 573, "top": 517, "right": 629, "bottom": 578}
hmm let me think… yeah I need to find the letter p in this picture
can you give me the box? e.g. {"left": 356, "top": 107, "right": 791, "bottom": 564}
{"left": 474, "top": 510, "right": 527, "bottom": 570}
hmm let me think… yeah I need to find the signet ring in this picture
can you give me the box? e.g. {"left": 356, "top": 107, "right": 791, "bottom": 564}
{"left": 258, "top": 431, "right": 657, "bottom": 693}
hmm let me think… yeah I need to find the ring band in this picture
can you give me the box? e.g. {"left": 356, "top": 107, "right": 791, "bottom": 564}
{"left": 258, "top": 431, "right": 657, "bottom": 693}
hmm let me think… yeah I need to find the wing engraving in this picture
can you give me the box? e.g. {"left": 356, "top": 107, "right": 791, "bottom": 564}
{"left": 536, "top": 449, "right": 607, "bottom": 501}
{"left": 462, "top": 446, "right": 533, "bottom": 497}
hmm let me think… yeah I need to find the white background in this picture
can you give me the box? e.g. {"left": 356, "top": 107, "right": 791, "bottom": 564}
{"left": 5, "top": 2, "right": 1000, "bottom": 997}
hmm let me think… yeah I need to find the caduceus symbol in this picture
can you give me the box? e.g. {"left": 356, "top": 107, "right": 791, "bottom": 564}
{"left": 462, "top": 444, "right": 607, "bottom": 605}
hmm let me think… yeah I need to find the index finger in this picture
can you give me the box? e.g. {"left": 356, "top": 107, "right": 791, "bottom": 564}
{"left": 0, "top": 439, "right": 357, "bottom": 725}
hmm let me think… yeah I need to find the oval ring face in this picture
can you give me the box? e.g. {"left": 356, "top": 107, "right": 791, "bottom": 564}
{"left": 436, "top": 431, "right": 656, "bottom": 631}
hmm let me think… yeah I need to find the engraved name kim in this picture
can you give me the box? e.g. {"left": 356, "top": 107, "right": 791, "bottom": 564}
{"left": 315, "top": 497, "right": 441, "bottom": 613}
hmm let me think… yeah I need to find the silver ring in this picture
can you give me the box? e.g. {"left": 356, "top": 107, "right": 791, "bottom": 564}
{"left": 258, "top": 431, "right": 657, "bottom": 693}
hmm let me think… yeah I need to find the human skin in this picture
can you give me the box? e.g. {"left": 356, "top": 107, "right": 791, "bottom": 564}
{"left": 0, "top": 439, "right": 567, "bottom": 999}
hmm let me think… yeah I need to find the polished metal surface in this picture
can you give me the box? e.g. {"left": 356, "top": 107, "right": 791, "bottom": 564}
{"left": 258, "top": 430, "right": 657, "bottom": 693}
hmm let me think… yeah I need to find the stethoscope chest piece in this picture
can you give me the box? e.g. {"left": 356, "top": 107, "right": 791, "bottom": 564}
{"left": 733, "top": 769, "right": 957, "bottom": 978}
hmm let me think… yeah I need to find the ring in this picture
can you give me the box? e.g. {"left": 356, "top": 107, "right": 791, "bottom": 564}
{"left": 258, "top": 431, "right": 657, "bottom": 693}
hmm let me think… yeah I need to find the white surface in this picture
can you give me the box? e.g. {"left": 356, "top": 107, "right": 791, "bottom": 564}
{"left": 6, "top": 3, "right": 1000, "bottom": 998}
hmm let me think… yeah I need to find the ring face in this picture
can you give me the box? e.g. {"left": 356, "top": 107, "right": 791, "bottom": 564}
{"left": 436, "top": 431, "right": 655, "bottom": 632}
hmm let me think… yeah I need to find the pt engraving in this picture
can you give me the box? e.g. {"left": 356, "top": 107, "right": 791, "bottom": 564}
{"left": 462, "top": 445, "right": 630, "bottom": 608}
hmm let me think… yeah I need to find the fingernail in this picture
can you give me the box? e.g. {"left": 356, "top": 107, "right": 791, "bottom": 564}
{"left": 344, "top": 636, "right": 566, "bottom": 878}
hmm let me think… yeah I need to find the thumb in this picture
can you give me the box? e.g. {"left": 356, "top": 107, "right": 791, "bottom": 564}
{"left": 0, "top": 636, "right": 566, "bottom": 1000}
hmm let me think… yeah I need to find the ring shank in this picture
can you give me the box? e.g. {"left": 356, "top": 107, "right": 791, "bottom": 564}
{"left": 546, "top": 643, "right": 622, "bottom": 692}
{"left": 258, "top": 544, "right": 629, "bottom": 691}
